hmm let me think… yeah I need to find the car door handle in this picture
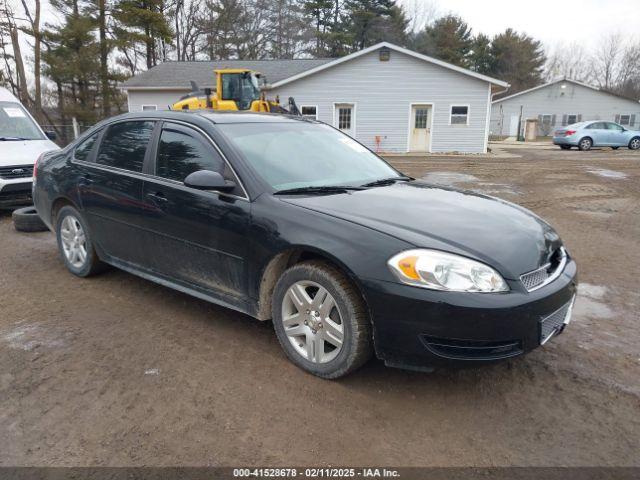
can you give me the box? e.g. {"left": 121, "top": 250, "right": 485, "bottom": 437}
{"left": 79, "top": 175, "right": 93, "bottom": 185}
{"left": 147, "top": 192, "right": 168, "bottom": 203}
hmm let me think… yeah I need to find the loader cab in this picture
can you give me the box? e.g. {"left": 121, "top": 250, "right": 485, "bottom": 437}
{"left": 216, "top": 69, "right": 263, "bottom": 111}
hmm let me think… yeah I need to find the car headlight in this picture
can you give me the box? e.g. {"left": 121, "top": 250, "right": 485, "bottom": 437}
{"left": 387, "top": 249, "right": 509, "bottom": 293}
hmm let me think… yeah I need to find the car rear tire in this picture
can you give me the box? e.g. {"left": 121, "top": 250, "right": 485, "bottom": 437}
{"left": 12, "top": 206, "right": 48, "bottom": 232}
{"left": 560, "top": 145, "right": 571, "bottom": 150}
{"left": 612, "top": 146, "right": 620, "bottom": 150}
{"left": 272, "top": 260, "right": 372, "bottom": 379}
{"left": 55, "top": 205, "right": 106, "bottom": 277}
{"left": 578, "top": 137, "right": 592, "bottom": 151}
{"left": 629, "top": 137, "right": 640, "bottom": 150}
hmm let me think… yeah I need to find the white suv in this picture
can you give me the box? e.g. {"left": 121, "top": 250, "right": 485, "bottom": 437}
{"left": 0, "top": 87, "right": 59, "bottom": 208}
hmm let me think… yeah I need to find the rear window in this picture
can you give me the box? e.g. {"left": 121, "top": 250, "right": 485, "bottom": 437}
{"left": 96, "top": 121, "right": 154, "bottom": 172}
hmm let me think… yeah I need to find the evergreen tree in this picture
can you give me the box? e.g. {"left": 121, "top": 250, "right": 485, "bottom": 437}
{"left": 409, "top": 14, "right": 472, "bottom": 67}
{"left": 344, "top": 0, "right": 405, "bottom": 51}
{"left": 112, "top": 0, "right": 173, "bottom": 69}
{"left": 490, "top": 28, "right": 546, "bottom": 92}
{"left": 469, "top": 33, "right": 492, "bottom": 74}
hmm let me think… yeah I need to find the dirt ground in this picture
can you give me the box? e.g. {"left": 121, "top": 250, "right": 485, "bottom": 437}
{"left": 0, "top": 146, "right": 639, "bottom": 467}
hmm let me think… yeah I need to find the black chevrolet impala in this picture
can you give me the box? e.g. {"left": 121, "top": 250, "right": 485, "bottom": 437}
{"left": 33, "top": 111, "right": 578, "bottom": 378}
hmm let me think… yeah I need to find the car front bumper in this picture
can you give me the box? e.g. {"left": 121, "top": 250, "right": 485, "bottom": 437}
{"left": 0, "top": 178, "right": 33, "bottom": 208}
{"left": 361, "top": 259, "right": 578, "bottom": 370}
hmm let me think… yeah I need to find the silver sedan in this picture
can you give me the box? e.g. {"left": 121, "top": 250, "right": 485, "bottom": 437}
{"left": 553, "top": 121, "right": 640, "bottom": 151}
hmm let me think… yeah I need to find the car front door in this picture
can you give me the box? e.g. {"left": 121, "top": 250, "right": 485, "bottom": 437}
{"left": 605, "top": 122, "right": 626, "bottom": 146}
{"left": 138, "top": 121, "right": 251, "bottom": 306}
{"left": 77, "top": 120, "right": 156, "bottom": 266}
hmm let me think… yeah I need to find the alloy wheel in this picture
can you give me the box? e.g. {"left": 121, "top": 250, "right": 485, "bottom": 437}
{"left": 580, "top": 139, "right": 591, "bottom": 150}
{"left": 281, "top": 280, "right": 344, "bottom": 363}
{"left": 60, "top": 215, "right": 87, "bottom": 269}
{"left": 630, "top": 139, "right": 640, "bottom": 150}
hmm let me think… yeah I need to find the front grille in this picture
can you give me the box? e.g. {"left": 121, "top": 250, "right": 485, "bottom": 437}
{"left": 540, "top": 298, "right": 574, "bottom": 345}
{"left": 0, "top": 165, "right": 34, "bottom": 179}
{"left": 520, "top": 247, "right": 567, "bottom": 292}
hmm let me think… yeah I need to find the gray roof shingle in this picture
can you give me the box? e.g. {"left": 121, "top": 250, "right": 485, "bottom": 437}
{"left": 121, "top": 58, "right": 335, "bottom": 89}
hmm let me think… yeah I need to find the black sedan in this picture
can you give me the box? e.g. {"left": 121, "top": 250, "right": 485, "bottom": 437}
{"left": 33, "top": 111, "right": 578, "bottom": 378}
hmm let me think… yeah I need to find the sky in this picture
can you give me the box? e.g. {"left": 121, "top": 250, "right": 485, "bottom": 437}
{"left": 400, "top": 0, "right": 639, "bottom": 49}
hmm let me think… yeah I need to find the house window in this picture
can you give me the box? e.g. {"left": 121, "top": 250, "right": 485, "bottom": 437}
{"left": 300, "top": 106, "right": 318, "bottom": 120}
{"left": 142, "top": 105, "right": 157, "bottom": 111}
{"left": 619, "top": 114, "right": 631, "bottom": 126}
{"left": 566, "top": 114, "right": 578, "bottom": 125}
{"left": 338, "top": 107, "right": 351, "bottom": 130}
{"left": 450, "top": 105, "right": 469, "bottom": 125}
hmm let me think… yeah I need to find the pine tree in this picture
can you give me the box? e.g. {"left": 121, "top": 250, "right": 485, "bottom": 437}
{"left": 469, "top": 33, "right": 492, "bottom": 74}
{"left": 343, "top": 0, "right": 402, "bottom": 51}
{"left": 112, "top": 0, "right": 173, "bottom": 69}
{"left": 409, "top": 14, "right": 472, "bottom": 67}
{"left": 490, "top": 28, "right": 546, "bottom": 92}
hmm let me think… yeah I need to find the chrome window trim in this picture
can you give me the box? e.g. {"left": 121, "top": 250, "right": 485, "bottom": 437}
{"left": 70, "top": 117, "right": 250, "bottom": 202}
{"left": 520, "top": 247, "right": 567, "bottom": 292}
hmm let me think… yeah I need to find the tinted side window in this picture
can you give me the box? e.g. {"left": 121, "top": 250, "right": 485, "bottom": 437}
{"left": 606, "top": 122, "right": 623, "bottom": 131}
{"left": 96, "top": 121, "right": 154, "bottom": 172}
{"left": 74, "top": 132, "right": 99, "bottom": 161}
{"left": 156, "top": 127, "right": 224, "bottom": 182}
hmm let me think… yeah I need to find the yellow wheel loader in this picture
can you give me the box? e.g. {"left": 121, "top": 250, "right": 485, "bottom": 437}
{"left": 171, "top": 68, "right": 301, "bottom": 115}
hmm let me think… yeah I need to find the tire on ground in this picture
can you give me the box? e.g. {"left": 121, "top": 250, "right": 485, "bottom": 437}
{"left": 272, "top": 260, "right": 373, "bottom": 379}
{"left": 12, "top": 206, "right": 48, "bottom": 232}
{"left": 578, "top": 137, "right": 592, "bottom": 151}
{"left": 55, "top": 205, "right": 106, "bottom": 277}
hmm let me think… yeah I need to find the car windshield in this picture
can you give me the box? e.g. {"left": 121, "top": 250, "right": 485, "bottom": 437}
{"left": 0, "top": 101, "right": 45, "bottom": 140}
{"left": 217, "top": 122, "right": 401, "bottom": 191}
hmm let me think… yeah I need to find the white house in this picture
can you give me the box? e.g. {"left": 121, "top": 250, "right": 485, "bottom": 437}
{"left": 490, "top": 78, "right": 640, "bottom": 138}
{"left": 122, "top": 42, "right": 509, "bottom": 154}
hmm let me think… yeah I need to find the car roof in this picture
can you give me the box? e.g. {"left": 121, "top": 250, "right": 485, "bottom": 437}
{"left": 107, "top": 110, "right": 309, "bottom": 125}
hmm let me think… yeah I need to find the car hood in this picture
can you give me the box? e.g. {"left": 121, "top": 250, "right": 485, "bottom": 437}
{"left": 280, "top": 181, "right": 562, "bottom": 279}
{"left": 0, "top": 139, "right": 59, "bottom": 167}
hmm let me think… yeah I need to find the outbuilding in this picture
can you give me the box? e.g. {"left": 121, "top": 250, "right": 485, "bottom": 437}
{"left": 490, "top": 78, "right": 640, "bottom": 138}
{"left": 122, "top": 42, "right": 509, "bottom": 154}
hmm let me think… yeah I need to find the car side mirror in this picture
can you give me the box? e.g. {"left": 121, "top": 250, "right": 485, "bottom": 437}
{"left": 184, "top": 170, "right": 235, "bottom": 192}
{"left": 45, "top": 130, "right": 57, "bottom": 140}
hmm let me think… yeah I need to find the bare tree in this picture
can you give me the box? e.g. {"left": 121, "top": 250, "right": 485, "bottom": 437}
{"left": 591, "top": 33, "right": 623, "bottom": 90}
{"left": 405, "top": 0, "right": 439, "bottom": 33}
{"left": 544, "top": 42, "right": 591, "bottom": 82}
{"left": 17, "top": 0, "right": 43, "bottom": 119}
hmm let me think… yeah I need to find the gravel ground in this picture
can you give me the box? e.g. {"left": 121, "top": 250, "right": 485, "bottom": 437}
{"left": 0, "top": 146, "right": 639, "bottom": 467}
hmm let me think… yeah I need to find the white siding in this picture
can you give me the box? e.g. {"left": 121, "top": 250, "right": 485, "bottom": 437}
{"left": 490, "top": 81, "right": 640, "bottom": 137}
{"left": 270, "top": 50, "right": 491, "bottom": 153}
{"left": 126, "top": 49, "right": 494, "bottom": 153}
{"left": 127, "top": 89, "right": 190, "bottom": 112}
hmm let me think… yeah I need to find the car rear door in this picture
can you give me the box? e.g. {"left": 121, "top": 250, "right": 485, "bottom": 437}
{"left": 77, "top": 120, "right": 156, "bottom": 266}
{"left": 585, "top": 122, "right": 608, "bottom": 146}
{"left": 137, "top": 121, "right": 251, "bottom": 306}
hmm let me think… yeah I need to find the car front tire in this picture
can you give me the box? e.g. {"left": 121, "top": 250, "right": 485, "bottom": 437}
{"left": 629, "top": 137, "right": 640, "bottom": 150}
{"left": 55, "top": 205, "right": 105, "bottom": 277}
{"left": 272, "top": 260, "right": 372, "bottom": 379}
{"left": 578, "top": 137, "right": 593, "bottom": 151}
